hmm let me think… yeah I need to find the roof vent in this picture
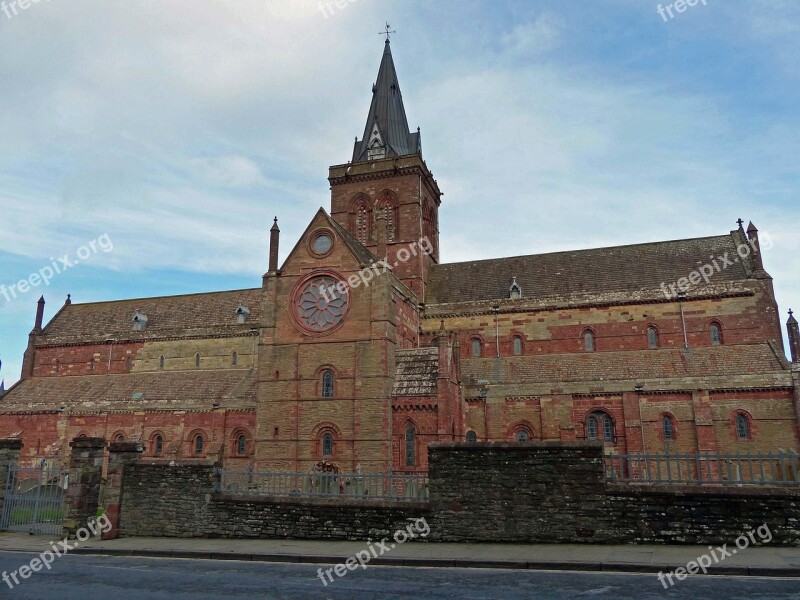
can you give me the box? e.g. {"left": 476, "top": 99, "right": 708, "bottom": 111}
{"left": 509, "top": 276, "right": 523, "bottom": 300}
{"left": 235, "top": 303, "right": 251, "bottom": 324}
{"left": 132, "top": 310, "right": 148, "bottom": 331}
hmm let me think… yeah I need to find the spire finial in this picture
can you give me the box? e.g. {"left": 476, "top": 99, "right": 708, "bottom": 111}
{"left": 379, "top": 22, "right": 396, "bottom": 42}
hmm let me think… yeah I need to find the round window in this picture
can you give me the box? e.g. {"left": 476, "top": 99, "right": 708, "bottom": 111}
{"left": 311, "top": 231, "right": 333, "bottom": 256}
{"left": 292, "top": 273, "right": 350, "bottom": 334}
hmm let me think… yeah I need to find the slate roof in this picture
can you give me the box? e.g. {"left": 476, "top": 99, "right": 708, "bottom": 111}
{"left": 461, "top": 344, "right": 788, "bottom": 387}
{"left": 392, "top": 347, "right": 439, "bottom": 396}
{"left": 426, "top": 232, "right": 755, "bottom": 306}
{"left": 37, "top": 288, "right": 262, "bottom": 346}
{"left": 352, "top": 40, "right": 421, "bottom": 162}
{"left": 328, "top": 213, "right": 379, "bottom": 267}
{"left": 0, "top": 369, "right": 257, "bottom": 414}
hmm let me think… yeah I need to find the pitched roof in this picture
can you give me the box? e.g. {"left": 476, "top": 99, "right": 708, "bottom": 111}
{"left": 0, "top": 369, "right": 256, "bottom": 414}
{"left": 392, "top": 347, "right": 438, "bottom": 396}
{"left": 37, "top": 288, "right": 262, "bottom": 346}
{"left": 352, "top": 40, "right": 420, "bottom": 162}
{"left": 461, "top": 344, "right": 789, "bottom": 389}
{"left": 426, "top": 232, "right": 755, "bottom": 306}
{"left": 328, "top": 213, "right": 378, "bottom": 267}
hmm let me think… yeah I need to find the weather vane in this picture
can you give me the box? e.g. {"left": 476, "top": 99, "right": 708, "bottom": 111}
{"left": 380, "top": 22, "right": 396, "bottom": 41}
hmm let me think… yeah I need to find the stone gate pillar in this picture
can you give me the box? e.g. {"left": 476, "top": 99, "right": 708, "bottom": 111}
{"left": 0, "top": 439, "right": 23, "bottom": 518}
{"left": 62, "top": 437, "right": 106, "bottom": 539}
{"left": 103, "top": 441, "right": 144, "bottom": 540}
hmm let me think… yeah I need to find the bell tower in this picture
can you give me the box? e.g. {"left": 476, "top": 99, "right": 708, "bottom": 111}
{"left": 329, "top": 38, "right": 442, "bottom": 298}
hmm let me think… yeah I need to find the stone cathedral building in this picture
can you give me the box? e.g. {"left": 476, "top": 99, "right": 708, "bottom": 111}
{"left": 2, "top": 40, "right": 800, "bottom": 473}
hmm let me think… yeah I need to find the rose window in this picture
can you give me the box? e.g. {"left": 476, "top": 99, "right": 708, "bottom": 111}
{"left": 294, "top": 275, "right": 349, "bottom": 333}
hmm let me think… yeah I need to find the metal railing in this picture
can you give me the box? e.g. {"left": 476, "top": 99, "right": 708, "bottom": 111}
{"left": 605, "top": 451, "right": 800, "bottom": 487}
{"left": 217, "top": 469, "right": 429, "bottom": 501}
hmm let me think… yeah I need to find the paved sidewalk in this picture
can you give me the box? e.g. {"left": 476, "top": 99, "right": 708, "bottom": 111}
{"left": 0, "top": 532, "right": 799, "bottom": 577}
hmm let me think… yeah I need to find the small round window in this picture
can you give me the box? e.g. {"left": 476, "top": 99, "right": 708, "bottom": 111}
{"left": 311, "top": 231, "right": 333, "bottom": 256}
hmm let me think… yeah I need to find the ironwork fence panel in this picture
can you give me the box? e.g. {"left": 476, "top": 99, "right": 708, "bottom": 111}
{"left": 217, "top": 470, "right": 429, "bottom": 501}
{"left": 0, "top": 464, "right": 68, "bottom": 535}
{"left": 605, "top": 451, "right": 800, "bottom": 486}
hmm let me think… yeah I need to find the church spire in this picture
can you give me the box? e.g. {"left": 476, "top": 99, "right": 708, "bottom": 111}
{"left": 352, "top": 39, "right": 421, "bottom": 163}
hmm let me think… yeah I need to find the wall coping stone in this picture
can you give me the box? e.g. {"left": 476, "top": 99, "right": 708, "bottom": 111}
{"left": 606, "top": 482, "right": 800, "bottom": 499}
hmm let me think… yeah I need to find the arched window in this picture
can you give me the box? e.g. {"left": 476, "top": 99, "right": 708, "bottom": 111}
{"left": 512, "top": 335, "right": 523, "bottom": 356}
{"left": 515, "top": 430, "right": 529, "bottom": 443}
{"left": 194, "top": 434, "right": 204, "bottom": 455}
{"left": 586, "top": 411, "right": 614, "bottom": 442}
{"left": 159, "top": 355, "right": 165, "bottom": 370}
{"left": 471, "top": 338, "right": 482, "bottom": 358}
{"left": 321, "top": 370, "right": 334, "bottom": 398}
{"left": 322, "top": 433, "right": 334, "bottom": 456}
{"left": 195, "top": 353, "right": 201, "bottom": 368}
{"left": 154, "top": 435, "right": 164, "bottom": 456}
{"left": 647, "top": 326, "right": 659, "bottom": 349}
{"left": 662, "top": 415, "right": 675, "bottom": 440}
{"left": 710, "top": 322, "right": 722, "bottom": 346}
{"left": 114, "top": 433, "right": 125, "bottom": 443}
{"left": 405, "top": 424, "right": 416, "bottom": 467}
{"left": 353, "top": 198, "right": 371, "bottom": 245}
{"left": 231, "top": 351, "right": 238, "bottom": 367}
{"left": 584, "top": 330, "right": 595, "bottom": 352}
{"left": 735, "top": 413, "right": 750, "bottom": 440}
{"left": 375, "top": 192, "right": 397, "bottom": 242}
{"left": 466, "top": 430, "right": 477, "bottom": 443}
{"left": 237, "top": 434, "right": 247, "bottom": 456}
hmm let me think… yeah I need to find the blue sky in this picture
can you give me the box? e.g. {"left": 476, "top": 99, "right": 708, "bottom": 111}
{"left": 1, "top": 0, "right": 798, "bottom": 387}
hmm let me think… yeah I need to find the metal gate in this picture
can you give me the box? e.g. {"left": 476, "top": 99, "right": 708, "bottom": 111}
{"left": 0, "top": 464, "right": 67, "bottom": 536}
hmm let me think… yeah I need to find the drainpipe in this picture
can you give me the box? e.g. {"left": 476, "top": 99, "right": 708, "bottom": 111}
{"left": 492, "top": 305, "right": 500, "bottom": 357}
{"left": 678, "top": 292, "right": 689, "bottom": 349}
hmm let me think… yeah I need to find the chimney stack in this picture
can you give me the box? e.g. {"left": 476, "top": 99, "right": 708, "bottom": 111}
{"left": 788, "top": 309, "right": 799, "bottom": 363}
{"left": 268, "top": 217, "right": 280, "bottom": 274}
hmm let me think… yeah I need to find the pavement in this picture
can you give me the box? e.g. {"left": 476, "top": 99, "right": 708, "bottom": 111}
{"left": 0, "top": 532, "right": 799, "bottom": 577}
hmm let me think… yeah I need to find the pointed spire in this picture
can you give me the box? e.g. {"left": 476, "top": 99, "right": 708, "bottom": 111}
{"left": 34, "top": 296, "right": 46, "bottom": 332}
{"left": 268, "top": 217, "right": 280, "bottom": 274}
{"left": 352, "top": 40, "right": 420, "bottom": 163}
{"left": 789, "top": 309, "right": 798, "bottom": 325}
{"left": 788, "top": 309, "right": 800, "bottom": 363}
{"left": 747, "top": 221, "right": 758, "bottom": 234}
{"left": 0, "top": 380, "right": 5, "bottom": 396}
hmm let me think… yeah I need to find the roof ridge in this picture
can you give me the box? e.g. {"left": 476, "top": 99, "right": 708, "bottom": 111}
{"left": 436, "top": 233, "right": 736, "bottom": 268}
{"left": 60, "top": 287, "right": 261, "bottom": 308}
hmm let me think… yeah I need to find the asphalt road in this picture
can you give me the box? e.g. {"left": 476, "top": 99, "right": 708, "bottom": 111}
{"left": 0, "top": 552, "right": 799, "bottom": 599}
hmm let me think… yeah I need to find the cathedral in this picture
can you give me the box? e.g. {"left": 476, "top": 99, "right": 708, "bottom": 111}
{"left": 2, "top": 40, "right": 800, "bottom": 473}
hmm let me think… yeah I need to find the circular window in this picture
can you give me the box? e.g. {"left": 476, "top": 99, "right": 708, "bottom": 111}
{"left": 310, "top": 230, "right": 334, "bottom": 257}
{"left": 292, "top": 273, "right": 350, "bottom": 334}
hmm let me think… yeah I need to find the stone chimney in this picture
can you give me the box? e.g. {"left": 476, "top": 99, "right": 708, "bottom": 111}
{"left": 268, "top": 217, "right": 280, "bottom": 274}
{"left": 788, "top": 309, "right": 800, "bottom": 363}
{"left": 21, "top": 296, "right": 45, "bottom": 380}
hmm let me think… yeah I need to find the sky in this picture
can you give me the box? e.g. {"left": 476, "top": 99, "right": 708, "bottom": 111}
{"left": 0, "top": 0, "right": 798, "bottom": 387}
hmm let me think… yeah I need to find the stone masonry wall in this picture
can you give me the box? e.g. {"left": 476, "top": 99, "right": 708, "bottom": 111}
{"left": 117, "top": 443, "right": 800, "bottom": 545}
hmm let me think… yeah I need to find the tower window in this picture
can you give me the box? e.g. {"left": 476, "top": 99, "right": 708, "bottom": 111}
{"left": 159, "top": 355, "right": 165, "bottom": 370}
{"left": 405, "top": 425, "right": 416, "bottom": 467}
{"left": 195, "top": 353, "right": 201, "bottom": 368}
{"left": 237, "top": 434, "right": 247, "bottom": 456}
{"left": 321, "top": 370, "right": 334, "bottom": 398}
{"left": 154, "top": 435, "right": 164, "bottom": 456}
{"left": 194, "top": 434, "right": 204, "bottom": 455}
{"left": 647, "top": 326, "right": 659, "bottom": 349}
{"left": 232, "top": 351, "right": 238, "bottom": 367}
{"left": 512, "top": 335, "right": 523, "bottom": 356}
